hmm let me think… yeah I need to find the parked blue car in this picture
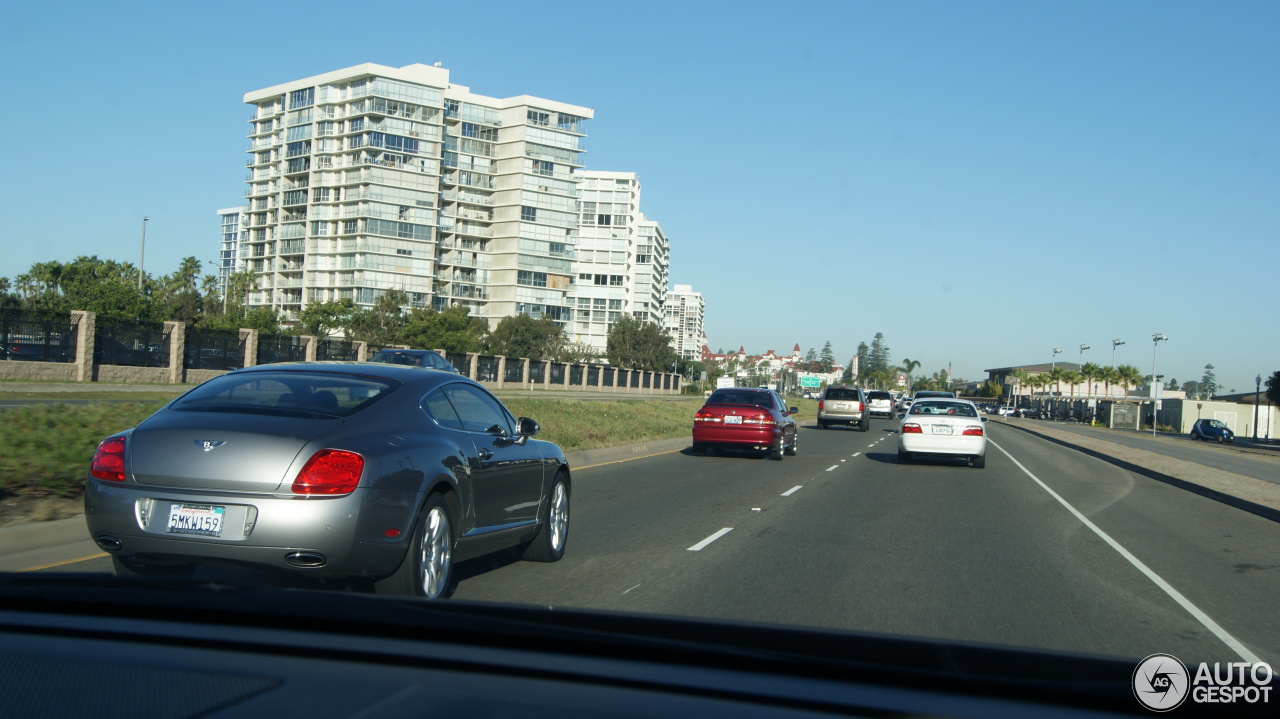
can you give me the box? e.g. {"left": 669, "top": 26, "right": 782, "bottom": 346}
{"left": 1189, "top": 418, "right": 1234, "bottom": 443}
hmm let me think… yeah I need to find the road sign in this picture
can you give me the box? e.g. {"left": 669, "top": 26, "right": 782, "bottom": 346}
{"left": 800, "top": 376, "right": 821, "bottom": 388}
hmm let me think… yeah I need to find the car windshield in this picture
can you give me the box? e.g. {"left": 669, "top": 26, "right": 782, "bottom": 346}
{"left": 3, "top": 3, "right": 1278, "bottom": 713}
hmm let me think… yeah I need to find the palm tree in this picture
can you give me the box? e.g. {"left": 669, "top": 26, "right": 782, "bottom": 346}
{"left": 1079, "top": 362, "right": 1102, "bottom": 422}
{"left": 901, "top": 358, "right": 922, "bottom": 391}
{"left": 1060, "top": 369, "right": 1084, "bottom": 418}
{"left": 1099, "top": 365, "right": 1119, "bottom": 400}
{"left": 1010, "top": 369, "right": 1031, "bottom": 408}
{"left": 1116, "top": 364, "right": 1143, "bottom": 400}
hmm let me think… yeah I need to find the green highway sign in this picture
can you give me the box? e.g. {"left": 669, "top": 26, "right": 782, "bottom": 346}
{"left": 800, "top": 377, "right": 821, "bottom": 388}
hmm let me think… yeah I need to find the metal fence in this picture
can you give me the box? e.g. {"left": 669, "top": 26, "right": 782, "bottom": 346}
{"left": 0, "top": 309, "right": 78, "bottom": 363}
{"left": 94, "top": 318, "right": 169, "bottom": 367}
{"left": 184, "top": 327, "right": 244, "bottom": 371}
{"left": 476, "top": 355, "right": 499, "bottom": 382}
{"left": 257, "top": 334, "right": 307, "bottom": 365}
{"left": 504, "top": 360, "right": 524, "bottom": 383}
{"left": 316, "top": 338, "right": 356, "bottom": 361}
{"left": 528, "top": 361, "right": 545, "bottom": 384}
{"left": 446, "top": 352, "right": 469, "bottom": 373}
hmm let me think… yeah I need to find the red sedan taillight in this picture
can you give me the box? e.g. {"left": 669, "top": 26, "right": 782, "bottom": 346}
{"left": 694, "top": 410, "right": 724, "bottom": 423}
{"left": 292, "top": 449, "right": 365, "bottom": 495}
{"left": 742, "top": 411, "right": 777, "bottom": 426}
{"left": 962, "top": 426, "right": 984, "bottom": 436}
{"left": 90, "top": 436, "right": 127, "bottom": 481}
{"left": 901, "top": 423, "right": 923, "bottom": 434}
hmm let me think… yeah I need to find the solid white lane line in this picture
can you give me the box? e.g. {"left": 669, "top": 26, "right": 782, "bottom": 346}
{"left": 852, "top": 452, "right": 860, "bottom": 457}
{"left": 782, "top": 486, "right": 803, "bottom": 496}
{"left": 687, "top": 528, "right": 733, "bottom": 551}
{"left": 623, "top": 583, "right": 641, "bottom": 594}
{"left": 825, "top": 465, "right": 840, "bottom": 472}
{"left": 988, "top": 438, "right": 1261, "bottom": 664}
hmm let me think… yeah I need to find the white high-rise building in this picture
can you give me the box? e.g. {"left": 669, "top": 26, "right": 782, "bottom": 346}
{"left": 215, "top": 207, "right": 247, "bottom": 298}
{"left": 663, "top": 284, "right": 704, "bottom": 361}
{"left": 569, "top": 172, "right": 670, "bottom": 353}
{"left": 240, "top": 63, "right": 591, "bottom": 325}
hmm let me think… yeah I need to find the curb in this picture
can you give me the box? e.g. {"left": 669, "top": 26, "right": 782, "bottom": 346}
{"left": 996, "top": 420, "right": 1280, "bottom": 524}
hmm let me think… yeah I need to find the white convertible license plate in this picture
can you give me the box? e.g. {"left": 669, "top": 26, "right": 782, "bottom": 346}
{"left": 167, "top": 503, "right": 225, "bottom": 537}
{"left": 932, "top": 425, "right": 953, "bottom": 435}
{"left": 725, "top": 415, "right": 743, "bottom": 424}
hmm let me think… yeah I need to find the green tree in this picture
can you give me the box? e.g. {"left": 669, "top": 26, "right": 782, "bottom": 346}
{"left": 50, "top": 256, "right": 155, "bottom": 320}
{"left": 552, "top": 341, "right": 601, "bottom": 364}
{"left": 1265, "top": 371, "right": 1280, "bottom": 407}
{"left": 297, "top": 299, "right": 356, "bottom": 340}
{"left": 819, "top": 341, "right": 835, "bottom": 373}
{"left": 869, "top": 332, "right": 890, "bottom": 374}
{"left": 605, "top": 315, "right": 678, "bottom": 371}
{"left": 1079, "top": 362, "right": 1102, "bottom": 399}
{"left": 1200, "top": 363, "right": 1218, "bottom": 399}
{"left": 1115, "top": 364, "right": 1143, "bottom": 400}
{"left": 1099, "top": 365, "right": 1119, "bottom": 399}
{"left": 1181, "top": 380, "right": 1200, "bottom": 399}
{"left": 900, "top": 357, "right": 922, "bottom": 390}
{"left": 400, "top": 304, "right": 488, "bottom": 353}
{"left": 484, "top": 314, "right": 565, "bottom": 362}
{"left": 347, "top": 290, "right": 409, "bottom": 346}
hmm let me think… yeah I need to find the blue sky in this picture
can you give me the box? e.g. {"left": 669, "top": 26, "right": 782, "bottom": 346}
{"left": 2, "top": 1, "right": 1276, "bottom": 392}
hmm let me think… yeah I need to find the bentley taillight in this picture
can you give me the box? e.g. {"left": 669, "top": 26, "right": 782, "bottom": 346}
{"left": 90, "top": 437, "right": 127, "bottom": 481}
{"left": 292, "top": 450, "right": 365, "bottom": 495}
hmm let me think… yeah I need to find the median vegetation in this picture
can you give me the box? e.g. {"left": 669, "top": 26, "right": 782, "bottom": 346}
{"left": 4, "top": 395, "right": 818, "bottom": 501}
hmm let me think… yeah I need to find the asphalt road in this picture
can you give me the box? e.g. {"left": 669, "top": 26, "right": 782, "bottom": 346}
{"left": 21, "top": 417, "right": 1280, "bottom": 665}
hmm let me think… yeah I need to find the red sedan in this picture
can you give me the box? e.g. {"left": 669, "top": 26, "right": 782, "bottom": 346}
{"left": 692, "top": 387, "right": 798, "bottom": 460}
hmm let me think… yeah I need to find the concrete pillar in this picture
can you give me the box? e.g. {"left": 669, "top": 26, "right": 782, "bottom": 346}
{"left": 239, "top": 329, "right": 258, "bottom": 368}
{"left": 496, "top": 355, "right": 507, "bottom": 389}
{"left": 354, "top": 341, "right": 368, "bottom": 362}
{"left": 71, "top": 310, "right": 94, "bottom": 382}
{"left": 466, "top": 353, "right": 478, "bottom": 380}
{"left": 303, "top": 335, "right": 317, "bottom": 361}
{"left": 165, "top": 321, "right": 184, "bottom": 384}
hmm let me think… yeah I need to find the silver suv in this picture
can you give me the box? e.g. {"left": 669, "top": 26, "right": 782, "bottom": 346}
{"left": 817, "top": 386, "right": 869, "bottom": 431}
{"left": 865, "top": 390, "right": 896, "bottom": 420}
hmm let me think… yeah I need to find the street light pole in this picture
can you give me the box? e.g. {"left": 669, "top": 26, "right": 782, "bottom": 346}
{"left": 1111, "top": 338, "right": 1124, "bottom": 369}
{"left": 1255, "top": 375, "right": 1262, "bottom": 441}
{"left": 138, "top": 217, "right": 150, "bottom": 291}
{"left": 1151, "top": 333, "right": 1167, "bottom": 437}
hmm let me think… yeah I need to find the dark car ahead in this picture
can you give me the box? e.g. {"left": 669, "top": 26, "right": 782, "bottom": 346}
{"left": 1189, "top": 418, "right": 1234, "bottom": 443}
{"left": 692, "top": 387, "right": 798, "bottom": 460}
{"left": 367, "top": 348, "right": 459, "bottom": 373}
{"left": 84, "top": 362, "right": 569, "bottom": 599}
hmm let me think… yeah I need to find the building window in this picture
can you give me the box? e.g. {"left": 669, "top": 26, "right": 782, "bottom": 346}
{"left": 517, "top": 271, "right": 548, "bottom": 287}
{"left": 594, "top": 274, "right": 608, "bottom": 286}
{"left": 521, "top": 206, "right": 537, "bottom": 222}
{"left": 289, "top": 88, "right": 314, "bottom": 109}
{"left": 527, "top": 110, "right": 550, "bottom": 127}
{"left": 533, "top": 160, "right": 554, "bottom": 176}
{"left": 609, "top": 275, "right": 624, "bottom": 287}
